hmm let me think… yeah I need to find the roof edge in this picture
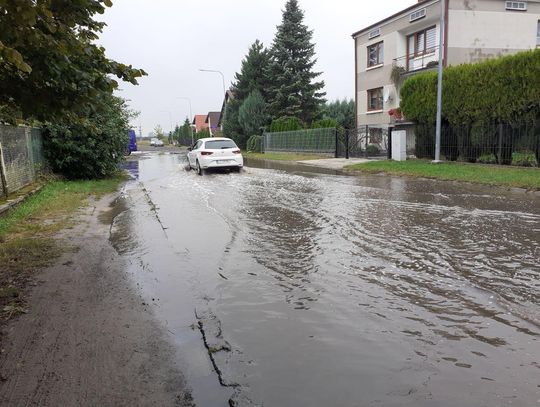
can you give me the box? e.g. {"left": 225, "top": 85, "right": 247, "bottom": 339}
{"left": 351, "top": 0, "right": 437, "bottom": 39}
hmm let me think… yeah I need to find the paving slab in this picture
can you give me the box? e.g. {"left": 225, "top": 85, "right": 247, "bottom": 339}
{"left": 296, "top": 157, "right": 376, "bottom": 170}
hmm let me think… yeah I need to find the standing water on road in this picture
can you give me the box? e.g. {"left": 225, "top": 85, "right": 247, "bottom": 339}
{"left": 114, "top": 153, "right": 539, "bottom": 407}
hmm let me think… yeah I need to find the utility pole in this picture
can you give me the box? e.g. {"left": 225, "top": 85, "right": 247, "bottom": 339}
{"left": 433, "top": 0, "right": 446, "bottom": 163}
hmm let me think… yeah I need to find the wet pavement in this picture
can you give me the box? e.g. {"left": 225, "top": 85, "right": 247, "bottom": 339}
{"left": 114, "top": 152, "right": 540, "bottom": 407}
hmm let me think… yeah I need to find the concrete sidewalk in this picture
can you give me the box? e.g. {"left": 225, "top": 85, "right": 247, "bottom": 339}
{"left": 296, "top": 157, "right": 375, "bottom": 170}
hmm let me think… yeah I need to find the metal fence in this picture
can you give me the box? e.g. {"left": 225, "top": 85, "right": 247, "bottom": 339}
{"left": 414, "top": 122, "right": 540, "bottom": 166}
{"left": 263, "top": 128, "right": 336, "bottom": 154}
{"left": 0, "top": 125, "right": 46, "bottom": 197}
{"left": 263, "top": 126, "right": 389, "bottom": 158}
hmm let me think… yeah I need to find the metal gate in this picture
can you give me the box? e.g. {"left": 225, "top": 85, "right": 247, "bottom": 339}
{"left": 336, "top": 126, "right": 389, "bottom": 158}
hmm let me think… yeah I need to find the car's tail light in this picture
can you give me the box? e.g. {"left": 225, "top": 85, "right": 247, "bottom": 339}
{"left": 200, "top": 151, "right": 213, "bottom": 156}
{"left": 232, "top": 149, "right": 241, "bottom": 154}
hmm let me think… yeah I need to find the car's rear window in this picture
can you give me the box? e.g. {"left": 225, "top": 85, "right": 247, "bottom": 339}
{"left": 204, "top": 140, "right": 237, "bottom": 149}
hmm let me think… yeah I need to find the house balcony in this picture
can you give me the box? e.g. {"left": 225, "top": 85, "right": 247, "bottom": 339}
{"left": 392, "top": 46, "right": 440, "bottom": 75}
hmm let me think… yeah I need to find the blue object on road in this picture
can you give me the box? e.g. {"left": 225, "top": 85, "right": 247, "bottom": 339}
{"left": 127, "top": 129, "right": 137, "bottom": 154}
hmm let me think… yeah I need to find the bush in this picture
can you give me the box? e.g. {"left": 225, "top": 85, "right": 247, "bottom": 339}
{"left": 246, "top": 135, "right": 263, "bottom": 153}
{"left": 400, "top": 49, "right": 540, "bottom": 126}
{"left": 311, "top": 119, "right": 337, "bottom": 129}
{"left": 43, "top": 95, "right": 132, "bottom": 179}
{"left": 512, "top": 151, "right": 537, "bottom": 167}
{"left": 366, "top": 144, "right": 380, "bottom": 156}
{"left": 268, "top": 116, "right": 303, "bottom": 132}
{"left": 477, "top": 153, "right": 497, "bottom": 164}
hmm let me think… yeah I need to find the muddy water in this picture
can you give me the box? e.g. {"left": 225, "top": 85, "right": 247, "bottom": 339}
{"left": 113, "top": 153, "right": 540, "bottom": 407}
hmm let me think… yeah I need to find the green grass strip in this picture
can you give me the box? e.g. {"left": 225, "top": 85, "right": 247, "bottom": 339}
{"left": 345, "top": 160, "right": 540, "bottom": 190}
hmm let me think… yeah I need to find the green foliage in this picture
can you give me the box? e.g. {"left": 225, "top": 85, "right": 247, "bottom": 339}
{"left": 320, "top": 99, "right": 355, "bottom": 129}
{"left": 0, "top": 0, "right": 146, "bottom": 124}
{"left": 175, "top": 118, "right": 193, "bottom": 145}
{"left": 43, "top": 94, "right": 133, "bottom": 179}
{"left": 196, "top": 129, "right": 211, "bottom": 140}
{"left": 311, "top": 119, "right": 337, "bottom": 129}
{"left": 232, "top": 40, "right": 271, "bottom": 102}
{"left": 265, "top": 0, "right": 326, "bottom": 123}
{"left": 477, "top": 153, "right": 497, "bottom": 164}
{"left": 268, "top": 116, "right": 304, "bottom": 132}
{"left": 224, "top": 40, "right": 270, "bottom": 147}
{"left": 238, "top": 90, "right": 269, "bottom": 146}
{"left": 0, "top": 0, "right": 145, "bottom": 180}
{"left": 512, "top": 151, "right": 537, "bottom": 167}
{"left": 154, "top": 125, "right": 165, "bottom": 140}
{"left": 400, "top": 50, "right": 540, "bottom": 126}
{"left": 366, "top": 144, "right": 380, "bottom": 156}
{"left": 223, "top": 100, "right": 243, "bottom": 146}
{"left": 246, "top": 135, "right": 263, "bottom": 153}
{"left": 346, "top": 160, "right": 540, "bottom": 189}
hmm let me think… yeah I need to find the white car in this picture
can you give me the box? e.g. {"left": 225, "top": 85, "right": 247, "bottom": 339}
{"left": 187, "top": 138, "right": 243, "bottom": 175}
{"left": 150, "top": 138, "right": 164, "bottom": 147}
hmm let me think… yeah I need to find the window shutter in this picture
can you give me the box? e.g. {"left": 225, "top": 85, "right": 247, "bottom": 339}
{"left": 426, "top": 27, "right": 437, "bottom": 50}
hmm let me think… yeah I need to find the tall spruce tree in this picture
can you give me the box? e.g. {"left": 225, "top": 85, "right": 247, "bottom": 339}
{"left": 224, "top": 40, "right": 270, "bottom": 147}
{"left": 266, "top": 0, "right": 326, "bottom": 124}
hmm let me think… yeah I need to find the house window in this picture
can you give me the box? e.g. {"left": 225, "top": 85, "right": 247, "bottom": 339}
{"left": 367, "top": 88, "right": 383, "bottom": 111}
{"left": 537, "top": 20, "right": 540, "bottom": 47}
{"left": 367, "top": 42, "right": 384, "bottom": 67}
{"left": 505, "top": 1, "right": 527, "bottom": 11}
{"left": 407, "top": 26, "right": 437, "bottom": 57}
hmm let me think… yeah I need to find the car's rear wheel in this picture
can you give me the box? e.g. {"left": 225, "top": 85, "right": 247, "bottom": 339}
{"left": 196, "top": 160, "right": 203, "bottom": 176}
{"left": 186, "top": 159, "right": 192, "bottom": 171}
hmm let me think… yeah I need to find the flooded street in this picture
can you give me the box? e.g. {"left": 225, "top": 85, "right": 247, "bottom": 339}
{"left": 115, "top": 153, "right": 539, "bottom": 407}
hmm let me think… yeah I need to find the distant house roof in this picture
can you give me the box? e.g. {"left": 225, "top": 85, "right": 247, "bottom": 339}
{"left": 192, "top": 115, "right": 209, "bottom": 133}
{"left": 205, "top": 112, "right": 221, "bottom": 129}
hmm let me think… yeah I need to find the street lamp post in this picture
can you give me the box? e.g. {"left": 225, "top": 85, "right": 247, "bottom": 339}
{"left": 199, "top": 68, "right": 227, "bottom": 132}
{"left": 433, "top": 0, "right": 446, "bottom": 163}
{"left": 160, "top": 110, "right": 173, "bottom": 134}
{"left": 177, "top": 97, "right": 194, "bottom": 145}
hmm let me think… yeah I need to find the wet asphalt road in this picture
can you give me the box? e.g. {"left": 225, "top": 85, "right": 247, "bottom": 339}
{"left": 115, "top": 152, "right": 540, "bottom": 407}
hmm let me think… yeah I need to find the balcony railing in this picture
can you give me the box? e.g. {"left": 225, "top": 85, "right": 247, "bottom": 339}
{"left": 393, "top": 46, "right": 440, "bottom": 73}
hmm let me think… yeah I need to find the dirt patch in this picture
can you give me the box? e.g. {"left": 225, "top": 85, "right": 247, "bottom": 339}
{"left": 0, "top": 194, "right": 193, "bottom": 406}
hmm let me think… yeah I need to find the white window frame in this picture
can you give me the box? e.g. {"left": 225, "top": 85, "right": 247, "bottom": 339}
{"left": 367, "top": 41, "right": 384, "bottom": 68}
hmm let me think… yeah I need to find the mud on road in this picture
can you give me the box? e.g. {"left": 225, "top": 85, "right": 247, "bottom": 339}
{"left": 0, "top": 194, "right": 194, "bottom": 407}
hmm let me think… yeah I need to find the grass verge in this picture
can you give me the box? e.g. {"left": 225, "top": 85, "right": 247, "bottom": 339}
{"left": 345, "top": 160, "right": 540, "bottom": 190}
{"left": 0, "top": 174, "right": 126, "bottom": 321}
{"left": 244, "top": 151, "right": 330, "bottom": 161}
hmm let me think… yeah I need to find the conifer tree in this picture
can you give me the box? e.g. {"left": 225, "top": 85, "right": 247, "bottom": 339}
{"left": 233, "top": 40, "right": 271, "bottom": 101}
{"left": 266, "top": 0, "right": 326, "bottom": 124}
{"left": 224, "top": 40, "right": 270, "bottom": 147}
{"left": 239, "top": 90, "right": 269, "bottom": 138}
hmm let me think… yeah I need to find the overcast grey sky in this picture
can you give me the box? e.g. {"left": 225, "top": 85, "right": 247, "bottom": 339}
{"left": 99, "top": 0, "right": 413, "bottom": 136}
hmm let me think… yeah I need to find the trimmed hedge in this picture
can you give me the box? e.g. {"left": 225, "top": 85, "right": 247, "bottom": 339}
{"left": 400, "top": 49, "right": 540, "bottom": 126}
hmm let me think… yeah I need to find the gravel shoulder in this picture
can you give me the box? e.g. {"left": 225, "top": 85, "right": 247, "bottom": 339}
{"left": 0, "top": 193, "right": 193, "bottom": 407}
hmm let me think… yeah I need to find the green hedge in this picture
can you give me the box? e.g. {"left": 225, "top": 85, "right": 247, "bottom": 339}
{"left": 400, "top": 50, "right": 540, "bottom": 126}
{"left": 246, "top": 135, "right": 263, "bottom": 152}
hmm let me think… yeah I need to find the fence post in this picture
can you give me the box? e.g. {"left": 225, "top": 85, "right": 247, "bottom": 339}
{"left": 0, "top": 142, "right": 9, "bottom": 198}
{"left": 345, "top": 129, "right": 350, "bottom": 159}
{"left": 497, "top": 123, "right": 503, "bottom": 165}
{"left": 334, "top": 128, "right": 338, "bottom": 158}
{"left": 387, "top": 127, "right": 393, "bottom": 159}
